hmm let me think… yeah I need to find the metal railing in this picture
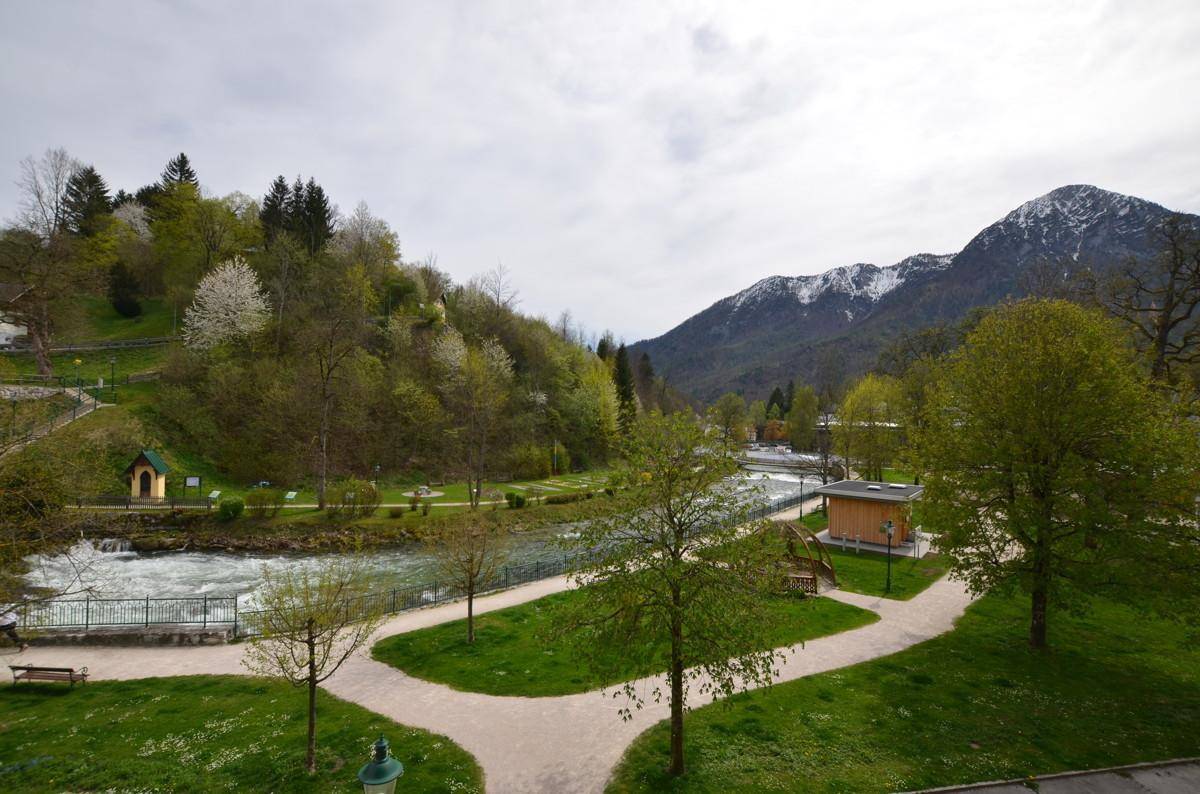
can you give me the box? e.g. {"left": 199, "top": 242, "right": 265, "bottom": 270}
{"left": 23, "top": 490, "right": 809, "bottom": 637}
{"left": 0, "top": 335, "right": 180, "bottom": 355}
{"left": 21, "top": 595, "right": 236, "bottom": 631}
{"left": 75, "top": 495, "right": 214, "bottom": 510}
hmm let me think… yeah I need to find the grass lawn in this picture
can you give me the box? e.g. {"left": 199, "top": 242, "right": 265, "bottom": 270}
{"left": 7, "top": 344, "right": 169, "bottom": 382}
{"left": 608, "top": 593, "right": 1200, "bottom": 793}
{"left": 881, "top": 467, "right": 918, "bottom": 484}
{"left": 719, "top": 514, "right": 947, "bottom": 601}
{"left": 70, "top": 296, "right": 175, "bottom": 341}
{"left": 0, "top": 675, "right": 481, "bottom": 792}
{"left": 373, "top": 589, "right": 878, "bottom": 697}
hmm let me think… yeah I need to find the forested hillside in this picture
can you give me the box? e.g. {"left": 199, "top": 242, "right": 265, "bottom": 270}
{"left": 0, "top": 149, "right": 685, "bottom": 505}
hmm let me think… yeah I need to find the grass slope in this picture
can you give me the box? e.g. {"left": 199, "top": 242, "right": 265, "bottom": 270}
{"left": 0, "top": 675, "right": 482, "bottom": 792}
{"left": 609, "top": 593, "right": 1200, "bottom": 793}
{"left": 373, "top": 589, "right": 877, "bottom": 697}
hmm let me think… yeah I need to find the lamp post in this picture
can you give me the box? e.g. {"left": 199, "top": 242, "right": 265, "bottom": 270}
{"left": 109, "top": 356, "right": 116, "bottom": 404}
{"left": 357, "top": 735, "right": 404, "bottom": 794}
{"left": 373, "top": 463, "right": 381, "bottom": 490}
{"left": 73, "top": 358, "right": 82, "bottom": 400}
{"left": 883, "top": 519, "right": 895, "bottom": 594}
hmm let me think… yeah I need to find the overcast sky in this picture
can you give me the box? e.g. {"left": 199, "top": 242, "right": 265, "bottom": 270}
{"left": 2, "top": 1, "right": 1199, "bottom": 341}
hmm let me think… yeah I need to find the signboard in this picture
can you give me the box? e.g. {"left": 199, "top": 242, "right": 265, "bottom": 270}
{"left": 185, "top": 476, "right": 201, "bottom": 488}
{"left": 284, "top": 491, "right": 298, "bottom": 501}
{"left": 209, "top": 490, "right": 221, "bottom": 500}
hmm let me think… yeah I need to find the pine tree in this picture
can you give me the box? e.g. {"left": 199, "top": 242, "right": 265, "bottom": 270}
{"left": 596, "top": 331, "right": 614, "bottom": 362}
{"left": 112, "top": 188, "right": 133, "bottom": 207}
{"left": 301, "top": 178, "right": 335, "bottom": 255}
{"left": 260, "top": 175, "right": 291, "bottom": 247}
{"left": 767, "top": 386, "right": 786, "bottom": 417}
{"left": 286, "top": 175, "right": 306, "bottom": 237}
{"left": 107, "top": 260, "right": 142, "bottom": 318}
{"left": 784, "top": 379, "right": 795, "bottom": 413}
{"left": 63, "top": 165, "right": 112, "bottom": 236}
{"left": 134, "top": 183, "right": 162, "bottom": 208}
{"left": 614, "top": 343, "right": 637, "bottom": 434}
{"left": 160, "top": 152, "right": 199, "bottom": 187}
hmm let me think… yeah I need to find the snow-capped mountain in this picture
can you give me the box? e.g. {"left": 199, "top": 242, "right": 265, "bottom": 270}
{"left": 632, "top": 185, "right": 1195, "bottom": 402}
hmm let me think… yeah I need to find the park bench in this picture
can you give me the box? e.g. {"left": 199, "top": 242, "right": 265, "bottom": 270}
{"left": 9, "top": 664, "right": 89, "bottom": 686}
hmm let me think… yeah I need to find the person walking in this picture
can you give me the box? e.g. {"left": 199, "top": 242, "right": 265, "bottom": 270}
{"left": 0, "top": 605, "right": 28, "bottom": 652}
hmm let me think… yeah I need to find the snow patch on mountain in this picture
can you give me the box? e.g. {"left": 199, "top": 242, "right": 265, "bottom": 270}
{"left": 729, "top": 252, "right": 954, "bottom": 312}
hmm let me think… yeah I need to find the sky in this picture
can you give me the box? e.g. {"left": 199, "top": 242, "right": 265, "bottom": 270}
{"left": 2, "top": 1, "right": 1199, "bottom": 342}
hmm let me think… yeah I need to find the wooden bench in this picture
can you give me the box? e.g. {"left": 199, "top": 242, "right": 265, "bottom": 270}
{"left": 10, "top": 664, "right": 89, "bottom": 686}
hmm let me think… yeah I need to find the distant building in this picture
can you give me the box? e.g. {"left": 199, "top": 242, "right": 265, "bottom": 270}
{"left": 813, "top": 479, "right": 923, "bottom": 546}
{"left": 126, "top": 450, "right": 170, "bottom": 499}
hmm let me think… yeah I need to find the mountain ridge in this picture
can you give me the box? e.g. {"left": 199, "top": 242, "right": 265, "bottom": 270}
{"left": 632, "top": 184, "right": 1196, "bottom": 402}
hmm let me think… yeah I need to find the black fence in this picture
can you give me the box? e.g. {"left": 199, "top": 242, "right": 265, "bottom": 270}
{"left": 21, "top": 595, "right": 237, "bottom": 631}
{"left": 0, "top": 336, "right": 179, "bottom": 355}
{"left": 75, "top": 495, "right": 214, "bottom": 510}
{"left": 25, "top": 490, "right": 809, "bottom": 637}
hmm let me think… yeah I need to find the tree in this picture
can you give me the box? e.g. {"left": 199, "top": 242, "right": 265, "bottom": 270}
{"left": 107, "top": 260, "right": 141, "bottom": 318}
{"left": 182, "top": 256, "right": 270, "bottom": 350}
{"left": 748, "top": 399, "right": 768, "bottom": 438}
{"left": 477, "top": 262, "right": 519, "bottom": 316}
{"left": 298, "top": 265, "right": 377, "bottom": 509}
{"left": 785, "top": 384, "right": 818, "bottom": 450}
{"left": 333, "top": 201, "right": 399, "bottom": 289}
{"left": 708, "top": 392, "right": 747, "bottom": 444}
{"left": 766, "top": 386, "right": 786, "bottom": 417}
{"left": 160, "top": 152, "right": 198, "bottom": 187}
{"left": 1, "top": 148, "right": 98, "bottom": 375}
{"left": 595, "top": 331, "right": 614, "bottom": 362}
{"left": 242, "top": 554, "right": 383, "bottom": 774}
{"left": 426, "top": 520, "right": 509, "bottom": 643}
{"left": 433, "top": 329, "right": 514, "bottom": 508}
{"left": 914, "top": 299, "right": 1199, "bottom": 649}
{"left": 555, "top": 411, "right": 781, "bottom": 777}
{"left": 613, "top": 343, "right": 637, "bottom": 434}
{"left": 290, "top": 177, "right": 336, "bottom": 256}
{"left": 260, "top": 175, "right": 291, "bottom": 247}
{"left": 834, "top": 373, "right": 900, "bottom": 481}
{"left": 1098, "top": 216, "right": 1200, "bottom": 384}
{"left": 63, "top": 165, "right": 112, "bottom": 236}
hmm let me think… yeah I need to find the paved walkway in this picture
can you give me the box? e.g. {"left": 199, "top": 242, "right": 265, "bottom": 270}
{"left": 909, "top": 758, "right": 1200, "bottom": 793}
{"left": 9, "top": 568, "right": 973, "bottom": 792}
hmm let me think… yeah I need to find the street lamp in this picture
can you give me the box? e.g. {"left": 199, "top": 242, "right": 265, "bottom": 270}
{"left": 373, "top": 463, "right": 381, "bottom": 490}
{"left": 73, "top": 358, "right": 82, "bottom": 400}
{"left": 883, "top": 519, "right": 895, "bottom": 594}
{"left": 109, "top": 356, "right": 116, "bottom": 404}
{"left": 357, "top": 735, "right": 404, "bottom": 794}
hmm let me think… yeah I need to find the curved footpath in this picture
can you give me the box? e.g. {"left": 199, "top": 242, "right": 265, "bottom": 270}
{"left": 9, "top": 570, "right": 972, "bottom": 792}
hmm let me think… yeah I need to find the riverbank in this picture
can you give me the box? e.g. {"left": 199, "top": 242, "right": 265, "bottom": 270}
{"left": 57, "top": 494, "right": 621, "bottom": 553}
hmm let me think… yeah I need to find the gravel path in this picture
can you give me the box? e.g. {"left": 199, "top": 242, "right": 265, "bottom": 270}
{"left": 9, "top": 567, "right": 972, "bottom": 792}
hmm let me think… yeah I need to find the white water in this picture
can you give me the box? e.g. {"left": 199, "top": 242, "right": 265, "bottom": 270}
{"left": 24, "top": 476, "right": 812, "bottom": 604}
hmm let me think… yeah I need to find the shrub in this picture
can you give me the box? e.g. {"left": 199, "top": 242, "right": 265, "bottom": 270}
{"left": 507, "top": 443, "right": 552, "bottom": 481}
{"left": 505, "top": 492, "right": 526, "bottom": 509}
{"left": 217, "top": 498, "right": 244, "bottom": 521}
{"left": 421, "top": 499, "right": 431, "bottom": 516}
{"left": 409, "top": 495, "right": 419, "bottom": 512}
{"left": 326, "top": 479, "right": 381, "bottom": 519}
{"left": 245, "top": 488, "right": 285, "bottom": 518}
{"left": 545, "top": 492, "right": 584, "bottom": 505}
{"left": 388, "top": 506, "right": 406, "bottom": 519}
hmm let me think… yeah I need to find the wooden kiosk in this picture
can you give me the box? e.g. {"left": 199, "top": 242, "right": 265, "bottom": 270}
{"left": 813, "top": 479, "right": 923, "bottom": 546}
{"left": 125, "top": 449, "right": 169, "bottom": 499}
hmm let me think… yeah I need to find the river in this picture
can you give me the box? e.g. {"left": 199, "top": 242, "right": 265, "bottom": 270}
{"left": 24, "top": 474, "right": 812, "bottom": 606}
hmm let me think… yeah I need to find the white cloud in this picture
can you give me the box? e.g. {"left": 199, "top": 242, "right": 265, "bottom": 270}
{"left": 2, "top": 0, "right": 1198, "bottom": 341}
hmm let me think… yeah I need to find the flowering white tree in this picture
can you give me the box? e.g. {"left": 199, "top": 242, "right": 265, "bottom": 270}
{"left": 112, "top": 202, "right": 151, "bottom": 240}
{"left": 182, "top": 256, "right": 270, "bottom": 350}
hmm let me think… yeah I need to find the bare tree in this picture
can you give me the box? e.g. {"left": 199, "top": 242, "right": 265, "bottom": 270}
{"left": 426, "top": 521, "right": 509, "bottom": 643}
{"left": 478, "top": 262, "right": 519, "bottom": 314}
{"left": 14, "top": 148, "right": 79, "bottom": 238}
{"left": 1099, "top": 216, "right": 1200, "bottom": 383}
{"left": 242, "top": 554, "right": 384, "bottom": 775}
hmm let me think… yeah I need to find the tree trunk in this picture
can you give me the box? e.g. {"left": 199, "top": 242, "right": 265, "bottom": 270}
{"left": 317, "top": 388, "right": 330, "bottom": 510}
{"left": 466, "top": 586, "right": 475, "bottom": 644}
{"left": 668, "top": 586, "right": 685, "bottom": 776}
{"left": 1029, "top": 537, "right": 1050, "bottom": 649}
{"left": 306, "top": 630, "right": 318, "bottom": 773}
{"left": 29, "top": 310, "right": 52, "bottom": 377}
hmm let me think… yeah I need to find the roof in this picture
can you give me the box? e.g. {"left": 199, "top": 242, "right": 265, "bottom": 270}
{"left": 125, "top": 449, "right": 170, "bottom": 476}
{"left": 813, "top": 479, "right": 923, "bottom": 503}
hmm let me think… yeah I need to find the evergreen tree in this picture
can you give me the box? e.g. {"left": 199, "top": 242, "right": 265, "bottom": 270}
{"left": 767, "top": 386, "right": 786, "bottom": 417}
{"left": 784, "top": 379, "right": 795, "bottom": 413}
{"left": 160, "top": 152, "right": 199, "bottom": 187}
{"left": 637, "top": 352, "right": 655, "bottom": 384}
{"left": 134, "top": 183, "right": 162, "bottom": 208}
{"left": 596, "top": 331, "right": 614, "bottom": 362}
{"left": 613, "top": 343, "right": 637, "bottom": 433}
{"left": 260, "top": 175, "right": 291, "bottom": 247}
{"left": 107, "top": 260, "right": 142, "bottom": 318}
{"left": 112, "top": 188, "right": 133, "bottom": 207}
{"left": 300, "top": 178, "right": 335, "bottom": 255}
{"left": 63, "top": 165, "right": 112, "bottom": 236}
{"left": 286, "top": 176, "right": 306, "bottom": 236}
